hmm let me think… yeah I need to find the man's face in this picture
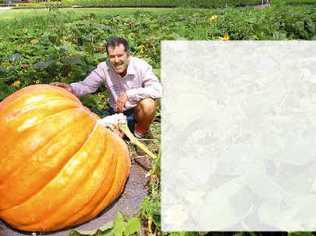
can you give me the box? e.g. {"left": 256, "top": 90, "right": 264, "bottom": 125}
{"left": 107, "top": 44, "right": 129, "bottom": 75}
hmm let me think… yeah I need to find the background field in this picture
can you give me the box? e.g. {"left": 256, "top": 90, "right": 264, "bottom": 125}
{"left": 0, "top": 2, "right": 315, "bottom": 235}
{"left": 3, "top": 0, "right": 268, "bottom": 8}
{"left": 2, "top": 0, "right": 316, "bottom": 8}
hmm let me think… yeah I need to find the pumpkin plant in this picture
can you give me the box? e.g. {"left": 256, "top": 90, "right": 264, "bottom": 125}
{"left": 0, "top": 84, "right": 131, "bottom": 232}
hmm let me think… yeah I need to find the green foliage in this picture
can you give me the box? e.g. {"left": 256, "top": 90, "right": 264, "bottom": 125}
{"left": 14, "top": 2, "right": 63, "bottom": 9}
{"left": 5, "top": 0, "right": 316, "bottom": 9}
{"left": 288, "top": 233, "right": 315, "bottom": 236}
{"left": 69, "top": 212, "right": 141, "bottom": 236}
{"left": 13, "top": 0, "right": 316, "bottom": 9}
{"left": 80, "top": 91, "right": 109, "bottom": 116}
{"left": 273, "top": 0, "right": 316, "bottom": 6}
{"left": 138, "top": 153, "right": 160, "bottom": 234}
{"left": 0, "top": 80, "right": 16, "bottom": 100}
{"left": 0, "top": 6, "right": 315, "bottom": 104}
{"left": 59, "top": 0, "right": 263, "bottom": 8}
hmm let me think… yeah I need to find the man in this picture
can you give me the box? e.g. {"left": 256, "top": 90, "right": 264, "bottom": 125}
{"left": 52, "top": 37, "right": 162, "bottom": 138}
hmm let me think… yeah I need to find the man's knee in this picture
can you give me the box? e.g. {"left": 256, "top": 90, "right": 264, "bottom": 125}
{"left": 137, "top": 98, "right": 156, "bottom": 114}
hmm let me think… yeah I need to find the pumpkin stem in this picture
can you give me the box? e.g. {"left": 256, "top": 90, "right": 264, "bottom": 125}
{"left": 118, "top": 123, "right": 157, "bottom": 160}
{"left": 98, "top": 113, "right": 158, "bottom": 160}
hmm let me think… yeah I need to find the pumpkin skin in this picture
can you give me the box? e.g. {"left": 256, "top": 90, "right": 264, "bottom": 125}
{"left": 0, "top": 84, "right": 131, "bottom": 232}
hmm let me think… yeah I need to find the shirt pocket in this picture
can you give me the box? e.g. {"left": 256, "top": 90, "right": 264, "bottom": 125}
{"left": 125, "top": 78, "right": 141, "bottom": 89}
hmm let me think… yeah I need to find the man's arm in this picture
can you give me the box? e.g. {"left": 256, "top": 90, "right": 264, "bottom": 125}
{"left": 70, "top": 63, "right": 106, "bottom": 97}
{"left": 50, "top": 82, "right": 73, "bottom": 93}
{"left": 126, "top": 63, "right": 162, "bottom": 103}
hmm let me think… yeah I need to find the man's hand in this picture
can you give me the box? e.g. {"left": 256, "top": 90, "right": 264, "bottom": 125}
{"left": 116, "top": 93, "right": 128, "bottom": 113}
{"left": 50, "top": 82, "right": 73, "bottom": 93}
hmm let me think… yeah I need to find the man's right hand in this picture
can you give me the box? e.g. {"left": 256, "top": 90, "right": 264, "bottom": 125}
{"left": 50, "top": 82, "right": 73, "bottom": 93}
{"left": 116, "top": 93, "right": 128, "bottom": 113}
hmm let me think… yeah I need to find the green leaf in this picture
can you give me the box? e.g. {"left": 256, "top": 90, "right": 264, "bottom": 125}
{"left": 64, "top": 55, "right": 84, "bottom": 65}
{"left": 288, "top": 233, "right": 314, "bottom": 236}
{"left": 233, "top": 233, "right": 245, "bottom": 236}
{"left": 69, "top": 230, "right": 88, "bottom": 236}
{"left": 0, "top": 81, "right": 15, "bottom": 101}
{"left": 112, "top": 212, "right": 126, "bottom": 236}
{"left": 99, "top": 229, "right": 114, "bottom": 236}
{"left": 0, "top": 67, "right": 7, "bottom": 74}
{"left": 9, "top": 53, "right": 23, "bottom": 62}
{"left": 69, "top": 221, "right": 113, "bottom": 236}
{"left": 70, "top": 229, "right": 101, "bottom": 236}
{"left": 99, "top": 221, "right": 114, "bottom": 232}
{"left": 33, "top": 60, "right": 54, "bottom": 70}
{"left": 245, "top": 17, "right": 256, "bottom": 24}
{"left": 94, "top": 53, "right": 107, "bottom": 61}
{"left": 153, "top": 68, "right": 160, "bottom": 78}
{"left": 124, "top": 217, "right": 141, "bottom": 235}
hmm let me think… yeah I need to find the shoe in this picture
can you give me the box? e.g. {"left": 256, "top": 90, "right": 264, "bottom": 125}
{"left": 134, "top": 130, "right": 144, "bottom": 139}
{"left": 134, "top": 130, "right": 154, "bottom": 141}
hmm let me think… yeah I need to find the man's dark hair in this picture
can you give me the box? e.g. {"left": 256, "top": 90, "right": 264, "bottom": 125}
{"left": 106, "top": 37, "right": 129, "bottom": 54}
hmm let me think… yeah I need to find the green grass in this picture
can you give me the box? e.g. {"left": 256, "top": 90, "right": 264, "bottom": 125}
{"left": 6, "top": 0, "right": 316, "bottom": 9}
{"left": 0, "top": 7, "right": 175, "bottom": 21}
{"left": 12, "top": 0, "right": 265, "bottom": 9}
{"left": 276, "top": 0, "right": 316, "bottom": 5}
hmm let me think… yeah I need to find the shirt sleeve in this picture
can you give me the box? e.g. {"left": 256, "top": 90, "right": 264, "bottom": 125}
{"left": 70, "top": 63, "right": 106, "bottom": 97}
{"left": 126, "top": 62, "right": 162, "bottom": 103}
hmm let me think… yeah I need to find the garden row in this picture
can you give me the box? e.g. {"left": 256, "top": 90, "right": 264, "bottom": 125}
{"left": 0, "top": 6, "right": 315, "bottom": 104}
{"left": 9, "top": 0, "right": 316, "bottom": 9}
{"left": 60, "top": 0, "right": 263, "bottom": 8}
{"left": 5, "top": 0, "right": 264, "bottom": 9}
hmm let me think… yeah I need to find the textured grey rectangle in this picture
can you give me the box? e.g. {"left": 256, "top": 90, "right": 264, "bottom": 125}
{"left": 161, "top": 41, "right": 316, "bottom": 231}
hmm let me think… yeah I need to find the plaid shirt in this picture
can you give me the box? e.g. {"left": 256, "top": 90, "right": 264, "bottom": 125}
{"left": 70, "top": 56, "right": 162, "bottom": 111}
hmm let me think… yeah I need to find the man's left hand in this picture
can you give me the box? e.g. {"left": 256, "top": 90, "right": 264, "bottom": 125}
{"left": 116, "top": 93, "right": 128, "bottom": 113}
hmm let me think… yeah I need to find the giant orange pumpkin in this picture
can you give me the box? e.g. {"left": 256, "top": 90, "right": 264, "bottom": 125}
{"left": 0, "top": 84, "right": 131, "bottom": 232}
